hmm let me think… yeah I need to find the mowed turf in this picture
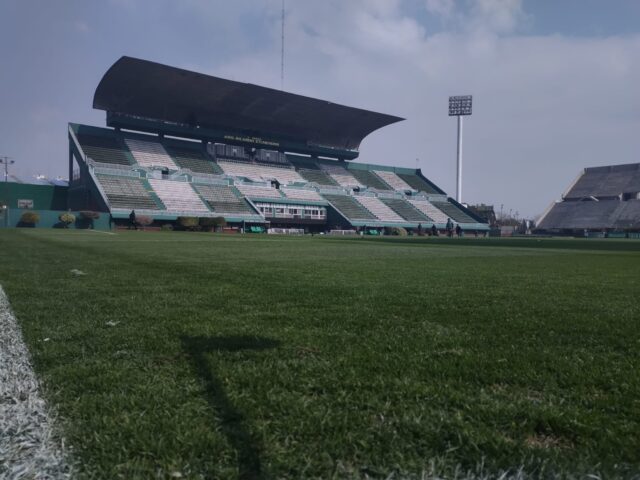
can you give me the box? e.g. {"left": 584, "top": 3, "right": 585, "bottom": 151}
{"left": 1, "top": 229, "right": 639, "bottom": 479}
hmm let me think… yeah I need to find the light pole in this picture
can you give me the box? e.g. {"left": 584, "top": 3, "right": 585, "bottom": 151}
{"left": 0, "top": 156, "right": 15, "bottom": 182}
{"left": 448, "top": 96, "right": 472, "bottom": 203}
{"left": 1, "top": 157, "right": 15, "bottom": 227}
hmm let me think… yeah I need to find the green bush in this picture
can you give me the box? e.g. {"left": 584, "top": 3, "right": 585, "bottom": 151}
{"left": 20, "top": 211, "right": 40, "bottom": 225}
{"left": 212, "top": 216, "right": 227, "bottom": 228}
{"left": 387, "top": 227, "right": 408, "bottom": 236}
{"left": 177, "top": 216, "right": 199, "bottom": 231}
{"left": 59, "top": 213, "right": 76, "bottom": 226}
{"left": 199, "top": 217, "right": 216, "bottom": 232}
{"left": 199, "top": 216, "right": 227, "bottom": 232}
{"left": 160, "top": 223, "right": 174, "bottom": 231}
{"left": 79, "top": 211, "right": 100, "bottom": 220}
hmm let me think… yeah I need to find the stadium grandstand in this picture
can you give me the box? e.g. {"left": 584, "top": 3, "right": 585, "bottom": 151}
{"left": 65, "top": 56, "right": 487, "bottom": 232}
{"left": 537, "top": 162, "right": 640, "bottom": 235}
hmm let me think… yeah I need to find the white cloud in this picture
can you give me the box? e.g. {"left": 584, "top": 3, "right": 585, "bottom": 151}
{"left": 469, "top": 0, "right": 527, "bottom": 33}
{"left": 425, "top": 0, "right": 455, "bottom": 18}
{"left": 209, "top": 1, "right": 640, "bottom": 217}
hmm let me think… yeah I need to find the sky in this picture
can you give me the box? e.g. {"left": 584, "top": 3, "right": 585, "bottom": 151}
{"left": 1, "top": 0, "right": 639, "bottom": 218}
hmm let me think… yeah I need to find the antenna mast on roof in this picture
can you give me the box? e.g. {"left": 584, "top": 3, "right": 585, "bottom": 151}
{"left": 281, "top": 0, "right": 285, "bottom": 90}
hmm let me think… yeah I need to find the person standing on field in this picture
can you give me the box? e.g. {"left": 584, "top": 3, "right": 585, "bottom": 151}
{"left": 129, "top": 210, "right": 137, "bottom": 230}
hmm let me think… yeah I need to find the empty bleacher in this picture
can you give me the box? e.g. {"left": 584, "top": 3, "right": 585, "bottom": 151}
{"left": 77, "top": 134, "right": 132, "bottom": 166}
{"left": 323, "top": 194, "right": 377, "bottom": 221}
{"left": 319, "top": 163, "right": 363, "bottom": 188}
{"left": 348, "top": 170, "right": 392, "bottom": 190}
{"left": 281, "top": 188, "right": 324, "bottom": 202}
{"left": 355, "top": 196, "right": 405, "bottom": 222}
{"left": 430, "top": 201, "right": 476, "bottom": 223}
{"left": 297, "top": 168, "right": 338, "bottom": 186}
{"left": 380, "top": 198, "right": 432, "bottom": 222}
{"left": 374, "top": 170, "right": 414, "bottom": 191}
{"left": 407, "top": 199, "right": 449, "bottom": 223}
{"left": 565, "top": 163, "right": 640, "bottom": 199}
{"left": 125, "top": 138, "right": 178, "bottom": 170}
{"left": 538, "top": 199, "right": 621, "bottom": 229}
{"left": 165, "top": 145, "right": 222, "bottom": 175}
{"left": 96, "top": 174, "right": 159, "bottom": 210}
{"left": 148, "top": 179, "right": 209, "bottom": 212}
{"left": 217, "top": 160, "right": 304, "bottom": 184}
{"left": 397, "top": 173, "right": 440, "bottom": 194}
{"left": 236, "top": 184, "right": 284, "bottom": 199}
{"left": 193, "top": 184, "right": 257, "bottom": 216}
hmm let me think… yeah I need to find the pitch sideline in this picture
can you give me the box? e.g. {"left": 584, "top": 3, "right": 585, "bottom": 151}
{"left": 0, "top": 286, "right": 72, "bottom": 479}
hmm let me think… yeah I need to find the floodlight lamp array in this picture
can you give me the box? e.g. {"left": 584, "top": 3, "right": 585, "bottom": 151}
{"left": 449, "top": 95, "right": 472, "bottom": 116}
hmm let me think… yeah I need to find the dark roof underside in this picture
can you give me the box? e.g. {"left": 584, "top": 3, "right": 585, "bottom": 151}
{"left": 93, "top": 56, "right": 403, "bottom": 151}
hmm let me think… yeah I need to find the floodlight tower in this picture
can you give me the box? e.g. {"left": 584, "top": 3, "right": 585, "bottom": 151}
{"left": 0, "top": 157, "right": 14, "bottom": 227}
{"left": 0, "top": 156, "right": 15, "bottom": 182}
{"left": 448, "top": 95, "right": 472, "bottom": 203}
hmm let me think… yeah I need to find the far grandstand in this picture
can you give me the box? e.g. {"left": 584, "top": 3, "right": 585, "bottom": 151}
{"left": 67, "top": 56, "right": 487, "bottom": 233}
{"left": 537, "top": 162, "right": 640, "bottom": 236}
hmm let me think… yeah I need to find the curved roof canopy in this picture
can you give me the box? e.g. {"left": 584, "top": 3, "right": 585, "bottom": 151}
{"left": 94, "top": 56, "right": 404, "bottom": 151}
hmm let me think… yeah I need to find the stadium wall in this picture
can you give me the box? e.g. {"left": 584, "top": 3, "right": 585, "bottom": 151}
{"left": 0, "top": 208, "right": 111, "bottom": 230}
{"left": 0, "top": 182, "right": 68, "bottom": 210}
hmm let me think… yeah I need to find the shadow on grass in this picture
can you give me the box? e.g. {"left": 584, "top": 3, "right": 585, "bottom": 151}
{"left": 181, "top": 335, "right": 280, "bottom": 480}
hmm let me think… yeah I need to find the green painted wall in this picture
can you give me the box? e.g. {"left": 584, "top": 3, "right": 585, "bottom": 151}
{"left": 0, "top": 182, "right": 68, "bottom": 210}
{"left": 0, "top": 208, "right": 112, "bottom": 230}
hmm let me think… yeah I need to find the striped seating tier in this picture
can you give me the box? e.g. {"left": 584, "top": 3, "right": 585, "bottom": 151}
{"left": 194, "top": 184, "right": 257, "bottom": 215}
{"left": 125, "top": 138, "right": 178, "bottom": 170}
{"left": 166, "top": 146, "right": 222, "bottom": 174}
{"left": 281, "top": 188, "right": 324, "bottom": 202}
{"left": 148, "top": 179, "right": 209, "bottom": 212}
{"left": 323, "top": 194, "right": 376, "bottom": 220}
{"left": 218, "top": 161, "right": 304, "bottom": 184}
{"left": 355, "top": 196, "right": 404, "bottom": 222}
{"left": 397, "top": 173, "right": 440, "bottom": 194}
{"left": 349, "top": 170, "right": 392, "bottom": 190}
{"left": 407, "top": 199, "right": 449, "bottom": 223}
{"left": 96, "top": 174, "right": 159, "bottom": 209}
{"left": 380, "top": 198, "right": 432, "bottom": 222}
{"left": 374, "top": 171, "right": 414, "bottom": 191}
{"left": 236, "top": 184, "right": 284, "bottom": 199}
{"left": 77, "top": 134, "right": 131, "bottom": 166}
{"left": 431, "top": 201, "right": 476, "bottom": 223}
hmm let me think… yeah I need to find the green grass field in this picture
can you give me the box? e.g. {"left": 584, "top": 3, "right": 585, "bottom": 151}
{"left": 1, "top": 229, "right": 639, "bottom": 479}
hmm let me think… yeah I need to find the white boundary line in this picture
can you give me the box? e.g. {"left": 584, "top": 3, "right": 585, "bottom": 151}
{"left": 0, "top": 286, "right": 72, "bottom": 479}
{"left": 88, "top": 229, "right": 117, "bottom": 235}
